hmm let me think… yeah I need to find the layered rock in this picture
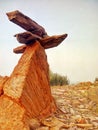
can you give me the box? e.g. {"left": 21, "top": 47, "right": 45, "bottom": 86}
{"left": 0, "top": 10, "right": 68, "bottom": 129}
{"left": 6, "top": 10, "right": 68, "bottom": 53}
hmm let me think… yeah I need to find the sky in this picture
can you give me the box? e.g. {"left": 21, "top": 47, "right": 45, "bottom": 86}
{"left": 0, "top": 0, "right": 98, "bottom": 83}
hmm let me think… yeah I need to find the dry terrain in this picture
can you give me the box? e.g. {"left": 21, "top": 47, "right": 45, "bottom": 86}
{"left": 50, "top": 82, "right": 98, "bottom": 130}
{"left": 32, "top": 82, "right": 98, "bottom": 130}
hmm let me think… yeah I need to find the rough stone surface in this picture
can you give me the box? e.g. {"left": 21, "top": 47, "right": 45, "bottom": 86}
{"left": 4, "top": 41, "right": 56, "bottom": 119}
{"left": 0, "top": 41, "right": 56, "bottom": 129}
{"left": 0, "top": 95, "right": 28, "bottom": 130}
{"left": 0, "top": 76, "right": 9, "bottom": 96}
{"left": 14, "top": 31, "right": 41, "bottom": 44}
{"left": 13, "top": 33, "right": 67, "bottom": 53}
{"left": 7, "top": 10, "right": 47, "bottom": 37}
{"left": 13, "top": 44, "right": 27, "bottom": 54}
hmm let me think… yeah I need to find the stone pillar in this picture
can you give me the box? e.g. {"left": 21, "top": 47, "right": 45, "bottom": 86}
{"left": 0, "top": 41, "right": 56, "bottom": 130}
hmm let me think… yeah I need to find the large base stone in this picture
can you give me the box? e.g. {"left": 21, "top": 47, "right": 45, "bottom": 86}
{"left": 0, "top": 41, "right": 56, "bottom": 129}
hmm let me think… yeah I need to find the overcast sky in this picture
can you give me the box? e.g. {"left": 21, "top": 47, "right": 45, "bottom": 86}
{"left": 0, "top": 0, "right": 98, "bottom": 83}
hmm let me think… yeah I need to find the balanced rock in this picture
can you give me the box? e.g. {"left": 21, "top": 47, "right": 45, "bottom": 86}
{"left": 14, "top": 31, "right": 41, "bottom": 44}
{"left": 0, "top": 10, "right": 68, "bottom": 130}
{"left": 6, "top": 10, "right": 68, "bottom": 53}
{"left": 6, "top": 10, "right": 47, "bottom": 38}
{"left": 13, "top": 44, "right": 27, "bottom": 54}
{"left": 13, "top": 33, "right": 67, "bottom": 54}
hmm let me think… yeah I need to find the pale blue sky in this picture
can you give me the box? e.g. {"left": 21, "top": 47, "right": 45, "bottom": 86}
{"left": 0, "top": 0, "right": 98, "bottom": 83}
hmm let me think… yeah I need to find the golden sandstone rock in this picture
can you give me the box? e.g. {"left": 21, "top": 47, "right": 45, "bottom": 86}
{"left": 0, "top": 95, "right": 28, "bottom": 130}
{"left": 5, "top": 42, "right": 56, "bottom": 118}
{"left": 0, "top": 76, "right": 8, "bottom": 96}
{"left": 0, "top": 42, "right": 56, "bottom": 129}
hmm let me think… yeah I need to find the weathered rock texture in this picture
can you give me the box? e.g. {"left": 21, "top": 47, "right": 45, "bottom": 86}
{"left": 0, "top": 41, "right": 56, "bottom": 129}
{"left": 13, "top": 33, "right": 67, "bottom": 53}
{"left": 7, "top": 10, "right": 68, "bottom": 52}
{"left": 6, "top": 10, "right": 47, "bottom": 38}
{"left": 4, "top": 41, "right": 56, "bottom": 118}
{"left": 0, "top": 76, "right": 9, "bottom": 96}
{"left": 0, "top": 10, "right": 67, "bottom": 130}
{"left": 0, "top": 95, "right": 28, "bottom": 130}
